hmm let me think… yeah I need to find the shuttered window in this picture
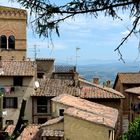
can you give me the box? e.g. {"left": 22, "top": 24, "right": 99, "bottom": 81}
{"left": 3, "top": 97, "right": 18, "bottom": 108}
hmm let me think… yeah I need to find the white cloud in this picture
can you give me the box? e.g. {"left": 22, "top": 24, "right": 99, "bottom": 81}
{"left": 121, "top": 30, "right": 130, "bottom": 35}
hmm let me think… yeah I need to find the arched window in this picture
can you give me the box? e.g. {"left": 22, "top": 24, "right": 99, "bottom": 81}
{"left": 0, "top": 35, "right": 7, "bottom": 49}
{"left": 8, "top": 35, "right": 15, "bottom": 49}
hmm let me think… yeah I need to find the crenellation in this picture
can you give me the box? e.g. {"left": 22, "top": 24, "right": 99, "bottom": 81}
{"left": 0, "top": 6, "right": 27, "bottom": 60}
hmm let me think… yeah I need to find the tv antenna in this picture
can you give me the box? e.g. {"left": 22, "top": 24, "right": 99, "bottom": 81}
{"left": 33, "top": 44, "right": 40, "bottom": 60}
{"left": 76, "top": 47, "right": 80, "bottom": 68}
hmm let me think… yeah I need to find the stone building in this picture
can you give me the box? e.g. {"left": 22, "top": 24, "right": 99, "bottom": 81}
{"left": 51, "top": 94, "right": 118, "bottom": 140}
{"left": 0, "top": 6, "right": 27, "bottom": 60}
{"left": 0, "top": 61, "right": 35, "bottom": 127}
{"left": 125, "top": 87, "right": 140, "bottom": 123}
{"left": 113, "top": 72, "right": 140, "bottom": 132}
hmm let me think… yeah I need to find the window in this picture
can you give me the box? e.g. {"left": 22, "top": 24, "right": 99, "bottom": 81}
{"left": 59, "top": 109, "right": 64, "bottom": 116}
{"left": 13, "top": 76, "right": 23, "bottom": 86}
{"left": 38, "top": 118, "right": 47, "bottom": 124}
{"left": 3, "top": 97, "right": 18, "bottom": 108}
{"left": 0, "top": 35, "right": 15, "bottom": 50}
{"left": 37, "top": 97, "right": 47, "bottom": 113}
{"left": 5, "top": 120, "right": 14, "bottom": 125}
{"left": 37, "top": 72, "right": 44, "bottom": 78}
{"left": 0, "top": 35, "right": 7, "bottom": 49}
{"left": 8, "top": 35, "right": 15, "bottom": 49}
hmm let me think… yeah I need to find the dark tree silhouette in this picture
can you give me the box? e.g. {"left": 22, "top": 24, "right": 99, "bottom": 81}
{"left": 14, "top": 0, "right": 140, "bottom": 59}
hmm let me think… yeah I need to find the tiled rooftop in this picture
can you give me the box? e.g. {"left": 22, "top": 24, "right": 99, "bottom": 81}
{"left": 125, "top": 87, "right": 140, "bottom": 95}
{"left": 79, "top": 79, "right": 124, "bottom": 99}
{"left": 41, "top": 130, "right": 64, "bottom": 137}
{"left": 40, "top": 117, "right": 64, "bottom": 137}
{"left": 32, "top": 78, "right": 80, "bottom": 97}
{"left": 17, "top": 124, "right": 40, "bottom": 140}
{"left": 5, "top": 124, "right": 40, "bottom": 140}
{"left": 52, "top": 94, "right": 118, "bottom": 128}
{"left": 5, "top": 125, "right": 15, "bottom": 136}
{"left": 0, "top": 61, "right": 35, "bottom": 76}
{"left": 41, "top": 116, "right": 64, "bottom": 127}
{"left": 32, "top": 78, "right": 124, "bottom": 99}
{"left": 116, "top": 73, "right": 140, "bottom": 84}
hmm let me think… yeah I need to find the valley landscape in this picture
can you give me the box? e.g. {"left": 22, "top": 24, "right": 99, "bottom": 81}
{"left": 78, "top": 61, "right": 140, "bottom": 85}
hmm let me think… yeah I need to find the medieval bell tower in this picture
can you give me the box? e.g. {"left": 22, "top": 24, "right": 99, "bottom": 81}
{"left": 0, "top": 6, "right": 27, "bottom": 60}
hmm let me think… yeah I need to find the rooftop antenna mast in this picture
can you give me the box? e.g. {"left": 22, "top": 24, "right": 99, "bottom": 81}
{"left": 34, "top": 44, "right": 37, "bottom": 61}
{"left": 33, "top": 44, "right": 40, "bottom": 61}
{"left": 76, "top": 47, "right": 80, "bottom": 70}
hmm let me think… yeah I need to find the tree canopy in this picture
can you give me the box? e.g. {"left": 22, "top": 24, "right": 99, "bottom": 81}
{"left": 120, "top": 116, "right": 140, "bottom": 140}
{"left": 14, "top": 0, "right": 140, "bottom": 59}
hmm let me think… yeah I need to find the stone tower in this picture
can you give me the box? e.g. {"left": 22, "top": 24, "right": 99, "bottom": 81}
{"left": 0, "top": 6, "right": 27, "bottom": 60}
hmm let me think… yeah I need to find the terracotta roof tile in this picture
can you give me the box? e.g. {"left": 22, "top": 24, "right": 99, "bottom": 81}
{"left": 41, "top": 130, "right": 64, "bottom": 137}
{"left": 0, "top": 61, "right": 35, "bottom": 76}
{"left": 17, "top": 124, "right": 40, "bottom": 140}
{"left": 32, "top": 78, "right": 124, "bottom": 99}
{"left": 52, "top": 94, "right": 118, "bottom": 129}
{"left": 79, "top": 79, "right": 124, "bottom": 99}
{"left": 5, "top": 125, "right": 15, "bottom": 136}
{"left": 5, "top": 124, "right": 40, "bottom": 140}
{"left": 41, "top": 117, "right": 64, "bottom": 127}
{"left": 118, "top": 73, "right": 140, "bottom": 84}
{"left": 32, "top": 79, "right": 80, "bottom": 97}
{"left": 125, "top": 87, "right": 140, "bottom": 95}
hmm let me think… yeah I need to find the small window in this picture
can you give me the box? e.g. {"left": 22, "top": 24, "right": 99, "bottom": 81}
{"left": 38, "top": 118, "right": 47, "bottom": 124}
{"left": 13, "top": 76, "right": 23, "bottom": 86}
{"left": 0, "top": 35, "right": 7, "bottom": 49}
{"left": 8, "top": 35, "right": 15, "bottom": 49}
{"left": 37, "top": 72, "right": 44, "bottom": 78}
{"left": 59, "top": 109, "right": 64, "bottom": 116}
{"left": 3, "top": 97, "right": 18, "bottom": 108}
{"left": 37, "top": 97, "right": 47, "bottom": 113}
{"left": 5, "top": 120, "right": 14, "bottom": 125}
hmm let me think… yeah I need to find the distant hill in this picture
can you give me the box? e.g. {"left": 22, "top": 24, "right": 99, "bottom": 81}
{"left": 78, "top": 61, "right": 140, "bottom": 85}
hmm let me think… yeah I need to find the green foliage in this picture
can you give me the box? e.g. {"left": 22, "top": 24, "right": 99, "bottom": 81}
{"left": 13, "top": 0, "right": 140, "bottom": 38}
{"left": 120, "top": 116, "right": 140, "bottom": 140}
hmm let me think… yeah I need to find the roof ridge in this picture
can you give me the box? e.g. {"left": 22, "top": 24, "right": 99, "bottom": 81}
{"left": 79, "top": 79, "right": 124, "bottom": 98}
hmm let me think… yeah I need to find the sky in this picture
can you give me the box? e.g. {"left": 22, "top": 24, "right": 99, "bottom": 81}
{"left": 0, "top": 0, "right": 140, "bottom": 65}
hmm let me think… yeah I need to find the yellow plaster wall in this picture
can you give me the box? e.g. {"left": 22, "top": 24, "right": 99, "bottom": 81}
{"left": 64, "top": 114, "right": 111, "bottom": 140}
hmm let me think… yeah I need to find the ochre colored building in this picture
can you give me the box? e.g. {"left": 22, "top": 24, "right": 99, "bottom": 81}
{"left": 0, "top": 6, "right": 27, "bottom": 60}
{"left": 52, "top": 94, "right": 118, "bottom": 140}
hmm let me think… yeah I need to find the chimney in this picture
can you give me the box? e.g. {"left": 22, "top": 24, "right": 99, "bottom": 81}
{"left": 106, "top": 80, "right": 111, "bottom": 87}
{"left": 93, "top": 77, "right": 99, "bottom": 84}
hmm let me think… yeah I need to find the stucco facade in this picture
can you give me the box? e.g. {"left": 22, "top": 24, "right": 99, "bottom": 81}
{"left": 64, "top": 114, "right": 114, "bottom": 140}
{"left": 1, "top": 76, "right": 34, "bottom": 127}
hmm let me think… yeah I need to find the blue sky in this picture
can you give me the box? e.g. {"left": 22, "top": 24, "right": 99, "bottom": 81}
{"left": 1, "top": 0, "right": 140, "bottom": 65}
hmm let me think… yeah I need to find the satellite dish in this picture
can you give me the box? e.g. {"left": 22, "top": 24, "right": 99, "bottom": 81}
{"left": 35, "top": 81, "right": 39, "bottom": 88}
{"left": 2, "top": 111, "right": 7, "bottom": 116}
